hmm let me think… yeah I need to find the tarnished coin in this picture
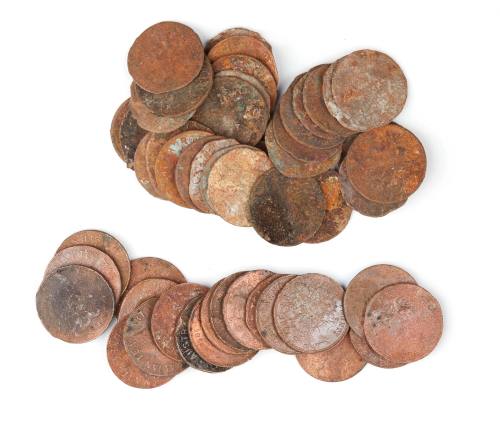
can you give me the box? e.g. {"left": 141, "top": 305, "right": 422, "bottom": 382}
{"left": 57, "top": 230, "right": 131, "bottom": 295}
{"left": 46, "top": 245, "right": 121, "bottom": 303}
{"left": 206, "top": 146, "right": 273, "bottom": 226}
{"left": 326, "top": 50, "right": 407, "bottom": 131}
{"left": 206, "top": 27, "right": 272, "bottom": 53}
{"left": 123, "top": 298, "right": 185, "bottom": 377}
{"left": 127, "top": 257, "right": 186, "bottom": 292}
{"left": 296, "top": 332, "right": 366, "bottom": 382}
{"left": 37, "top": 265, "right": 114, "bottom": 343}
{"left": 344, "top": 123, "right": 426, "bottom": 204}
{"left": 274, "top": 274, "right": 348, "bottom": 353}
{"left": 249, "top": 168, "right": 326, "bottom": 246}
{"left": 216, "top": 69, "right": 271, "bottom": 110}
{"left": 128, "top": 21, "right": 204, "bottom": 94}
{"left": 344, "top": 264, "right": 417, "bottom": 337}
{"left": 349, "top": 330, "right": 405, "bottom": 369}
{"left": 193, "top": 74, "right": 269, "bottom": 146}
{"left": 107, "top": 318, "right": 171, "bottom": 388}
{"left": 364, "top": 284, "right": 443, "bottom": 364}
{"left": 151, "top": 283, "right": 209, "bottom": 361}
{"left": 134, "top": 135, "right": 160, "bottom": 197}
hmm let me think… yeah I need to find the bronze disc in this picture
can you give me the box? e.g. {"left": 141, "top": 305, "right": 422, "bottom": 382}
{"left": 364, "top": 284, "right": 443, "bottom": 364}
{"left": 274, "top": 274, "right": 348, "bottom": 353}
{"left": 144, "top": 133, "right": 168, "bottom": 196}
{"left": 181, "top": 120, "right": 214, "bottom": 133}
{"left": 296, "top": 332, "right": 366, "bottom": 382}
{"left": 349, "top": 330, "right": 405, "bottom": 369}
{"left": 127, "top": 257, "right": 186, "bottom": 292}
{"left": 344, "top": 264, "right": 417, "bottom": 337}
{"left": 215, "top": 69, "right": 271, "bottom": 110}
{"left": 249, "top": 168, "right": 326, "bottom": 246}
{"left": 128, "top": 21, "right": 204, "bottom": 94}
{"left": 134, "top": 135, "right": 160, "bottom": 197}
{"left": 206, "top": 27, "right": 272, "bottom": 52}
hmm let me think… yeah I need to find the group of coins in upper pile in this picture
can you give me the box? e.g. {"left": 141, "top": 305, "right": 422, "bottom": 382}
{"left": 36, "top": 230, "right": 443, "bottom": 387}
{"left": 111, "top": 21, "right": 427, "bottom": 245}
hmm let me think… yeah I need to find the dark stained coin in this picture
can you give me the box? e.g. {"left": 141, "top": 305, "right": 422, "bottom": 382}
{"left": 127, "top": 257, "right": 186, "bottom": 292}
{"left": 128, "top": 21, "right": 204, "bottom": 94}
{"left": 349, "top": 330, "right": 405, "bottom": 369}
{"left": 364, "top": 284, "right": 443, "bottom": 364}
{"left": 206, "top": 27, "right": 272, "bottom": 53}
{"left": 296, "top": 332, "right": 366, "bottom": 382}
{"left": 134, "top": 135, "right": 161, "bottom": 197}
{"left": 37, "top": 265, "right": 114, "bottom": 343}
{"left": 216, "top": 70, "right": 271, "bottom": 110}
{"left": 249, "top": 168, "right": 326, "bottom": 246}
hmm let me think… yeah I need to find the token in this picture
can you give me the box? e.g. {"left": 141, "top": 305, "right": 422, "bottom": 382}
{"left": 349, "top": 330, "right": 405, "bottom": 369}
{"left": 326, "top": 50, "right": 407, "bottom": 131}
{"left": 134, "top": 135, "right": 160, "bottom": 197}
{"left": 296, "top": 333, "right": 366, "bottom": 382}
{"left": 216, "top": 70, "right": 271, "bottom": 110}
{"left": 274, "top": 274, "right": 348, "bottom": 353}
{"left": 123, "top": 298, "right": 186, "bottom": 377}
{"left": 36, "top": 265, "right": 114, "bottom": 343}
{"left": 249, "top": 168, "right": 326, "bottom": 246}
{"left": 127, "top": 257, "right": 186, "bottom": 292}
{"left": 344, "top": 264, "right": 417, "bottom": 337}
{"left": 206, "top": 27, "right": 272, "bottom": 52}
{"left": 128, "top": 21, "right": 204, "bottom": 94}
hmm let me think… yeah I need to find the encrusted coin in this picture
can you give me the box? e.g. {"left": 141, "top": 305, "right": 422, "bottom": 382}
{"left": 216, "top": 69, "right": 271, "bottom": 110}
{"left": 134, "top": 135, "right": 160, "bottom": 197}
{"left": 127, "top": 257, "right": 186, "bottom": 292}
{"left": 206, "top": 27, "right": 272, "bottom": 53}
{"left": 349, "top": 330, "right": 405, "bottom": 369}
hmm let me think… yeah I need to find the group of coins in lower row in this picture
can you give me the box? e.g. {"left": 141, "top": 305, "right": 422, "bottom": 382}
{"left": 36, "top": 230, "right": 443, "bottom": 387}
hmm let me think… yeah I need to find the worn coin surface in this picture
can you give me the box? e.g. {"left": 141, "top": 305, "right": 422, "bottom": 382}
{"left": 206, "top": 27, "right": 272, "bottom": 52}
{"left": 134, "top": 135, "right": 160, "bottom": 197}
{"left": 128, "top": 21, "right": 204, "bottom": 94}
{"left": 127, "top": 257, "right": 186, "bottom": 292}
{"left": 216, "top": 69, "right": 271, "bottom": 110}
{"left": 37, "top": 265, "right": 114, "bottom": 343}
{"left": 364, "top": 284, "right": 443, "bottom": 364}
{"left": 349, "top": 330, "right": 405, "bottom": 369}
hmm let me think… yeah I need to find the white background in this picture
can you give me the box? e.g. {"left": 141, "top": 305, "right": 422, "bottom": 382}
{"left": 1, "top": 0, "right": 498, "bottom": 419}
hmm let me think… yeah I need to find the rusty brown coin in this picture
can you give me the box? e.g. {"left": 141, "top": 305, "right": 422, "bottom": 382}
{"left": 206, "top": 27, "right": 272, "bottom": 52}
{"left": 123, "top": 298, "right": 186, "bottom": 377}
{"left": 296, "top": 332, "right": 366, "bottom": 382}
{"left": 127, "top": 257, "right": 186, "bottom": 292}
{"left": 364, "top": 284, "right": 443, "bottom": 364}
{"left": 46, "top": 245, "right": 121, "bottom": 303}
{"left": 134, "top": 135, "right": 160, "bottom": 197}
{"left": 249, "top": 168, "right": 326, "bottom": 246}
{"left": 344, "top": 264, "right": 417, "bottom": 337}
{"left": 37, "top": 265, "right": 114, "bottom": 343}
{"left": 216, "top": 69, "right": 271, "bottom": 110}
{"left": 349, "top": 330, "right": 405, "bottom": 369}
{"left": 128, "top": 21, "right": 204, "bottom": 94}
{"left": 181, "top": 120, "right": 214, "bottom": 133}
{"left": 151, "top": 283, "right": 209, "bottom": 361}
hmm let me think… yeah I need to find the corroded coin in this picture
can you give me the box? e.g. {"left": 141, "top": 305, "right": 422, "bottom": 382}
{"left": 57, "top": 229, "right": 131, "bottom": 295}
{"left": 127, "top": 257, "right": 186, "bottom": 292}
{"left": 134, "top": 135, "right": 160, "bottom": 197}
{"left": 128, "top": 21, "right": 204, "bottom": 94}
{"left": 344, "top": 264, "right": 417, "bottom": 337}
{"left": 151, "top": 283, "right": 209, "bottom": 361}
{"left": 206, "top": 27, "right": 272, "bottom": 53}
{"left": 249, "top": 168, "right": 326, "bottom": 246}
{"left": 216, "top": 69, "right": 271, "bottom": 110}
{"left": 296, "top": 332, "right": 366, "bottom": 382}
{"left": 349, "top": 330, "right": 405, "bottom": 369}
{"left": 274, "top": 274, "right": 348, "bottom": 353}
{"left": 37, "top": 265, "right": 114, "bottom": 343}
{"left": 364, "top": 284, "right": 443, "bottom": 364}
{"left": 145, "top": 133, "right": 169, "bottom": 195}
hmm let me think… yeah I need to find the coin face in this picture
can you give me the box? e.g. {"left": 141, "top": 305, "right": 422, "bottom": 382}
{"left": 216, "top": 70, "right": 271, "bottom": 110}
{"left": 349, "top": 330, "right": 405, "bottom": 369}
{"left": 364, "top": 284, "right": 443, "bottom": 364}
{"left": 206, "top": 27, "right": 272, "bottom": 53}
{"left": 37, "top": 265, "right": 114, "bottom": 343}
{"left": 128, "top": 21, "right": 204, "bottom": 94}
{"left": 134, "top": 135, "right": 160, "bottom": 197}
{"left": 249, "top": 168, "right": 326, "bottom": 246}
{"left": 127, "top": 257, "right": 186, "bottom": 292}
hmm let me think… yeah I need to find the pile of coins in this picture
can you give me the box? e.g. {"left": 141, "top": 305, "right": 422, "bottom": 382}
{"left": 36, "top": 231, "right": 443, "bottom": 387}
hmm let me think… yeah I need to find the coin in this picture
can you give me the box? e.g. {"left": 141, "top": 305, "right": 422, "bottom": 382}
{"left": 36, "top": 265, "right": 114, "bottom": 343}
{"left": 274, "top": 274, "right": 348, "bottom": 353}
{"left": 127, "top": 257, "right": 186, "bottom": 292}
{"left": 123, "top": 298, "right": 186, "bottom": 377}
{"left": 349, "top": 330, "right": 405, "bottom": 369}
{"left": 326, "top": 50, "right": 407, "bottom": 131}
{"left": 206, "top": 27, "right": 272, "bottom": 52}
{"left": 134, "top": 135, "right": 160, "bottom": 197}
{"left": 344, "top": 264, "right": 417, "bottom": 337}
{"left": 296, "top": 332, "right": 366, "bottom": 382}
{"left": 145, "top": 133, "right": 168, "bottom": 196}
{"left": 364, "top": 284, "right": 443, "bottom": 364}
{"left": 151, "top": 283, "right": 209, "bottom": 361}
{"left": 128, "top": 21, "right": 204, "bottom": 94}
{"left": 249, "top": 168, "right": 326, "bottom": 246}
{"left": 46, "top": 245, "right": 121, "bottom": 303}
{"left": 57, "top": 229, "right": 131, "bottom": 295}
{"left": 216, "top": 69, "right": 271, "bottom": 110}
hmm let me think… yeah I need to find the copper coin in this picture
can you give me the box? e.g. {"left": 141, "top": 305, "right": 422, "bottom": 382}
{"left": 182, "top": 120, "right": 214, "bottom": 133}
{"left": 206, "top": 146, "right": 273, "bottom": 226}
{"left": 46, "top": 245, "right": 121, "bottom": 303}
{"left": 206, "top": 27, "right": 272, "bottom": 52}
{"left": 151, "top": 283, "right": 209, "bottom": 361}
{"left": 154, "top": 130, "right": 212, "bottom": 206}
{"left": 216, "top": 69, "right": 271, "bottom": 110}
{"left": 57, "top": 230, "right": 131, "bottom": 295}
{"left": 364, "top": 284, "right": 443, "bottom": 364}
{"left": 107, "top": 318, "right": 171, "bottom": 388}
{"left": 37, "top": 265, "right": 114, "bottom": 343}
{"left": 145, "top": 133, "right": 170, "bottom": 196}
{"left": 274, "top": 274, "right": 348, "bottom": 353}
{"left": 344, "top": 264, "right": 417, "bottom": 337}
{"left": 188, "top": 138, "right": 239, "bottom": 212}
{"left": 344, "top": 123, "right": 426, "bottom": 204}
{"left": 123, "top": 298, "right": 185, "bottom": 377}
{"left": 222, "top": 270, "right": 273, "bottom": 349}
{"left": 296, "top": 332, "right": 366, "bottom": 382}
{"left": 193, "top": 74, "right": 269, "bottom": 146}
{"left": 127, "top": 257, "right": 186, "bottom": 292}
{"left": 349, "top": 330, "right": 405, "bottom": 369}
{"left": 134, "top": 135, "right": 160, "bottom": 197}
{"left": 249, "top": 168, "right": 326, "bottom": 246}
{"left": 132, "top": 56, "right": 213, "bottom": 117}
{"left": 118, "top": 278, "right": 177, "bottom": 321}
{"left": 176, "top": 297, "right": 228, "bottom": 373}
{"left": 128, "top": 21, "right": 204, "bottom": 94}
{"left": 326, "top": 50, "right": 407, "bottom": 131}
